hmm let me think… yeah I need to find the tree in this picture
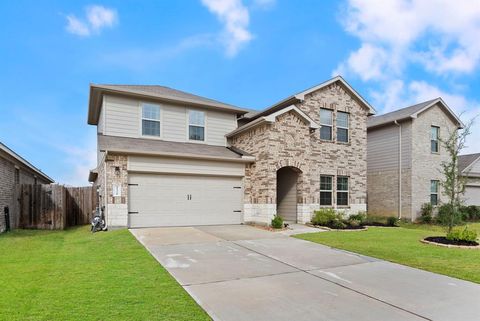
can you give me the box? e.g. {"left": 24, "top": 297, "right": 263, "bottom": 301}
{"left": 439, "top": 120, "right": 473, "bottom": 233}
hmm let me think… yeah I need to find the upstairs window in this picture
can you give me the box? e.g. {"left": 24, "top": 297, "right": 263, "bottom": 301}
{"left": 431, "top": 126, "right": 439, "bottom": 153}
{"left": 188, "top": 110, "right": 205, "bottom": 141}
{"left": 142, "top": 104, "right": 161, "bottom": 137}
{"left": 337, "top": 176, "right": 349, "bottom": 206}
{"left": 430, "top": 180, "right": 439, "bottom": 206}
{"left": 320, "top": 175, "right": 333, "bottom": 206}
{"left": 320, "top": 109, "right": 333, "bottom": 141}
{"left": 337, "top": 112, "right": 349, "bottom": 143}
{"left": 14, "top": 168, "right": 20, "bottom": 184}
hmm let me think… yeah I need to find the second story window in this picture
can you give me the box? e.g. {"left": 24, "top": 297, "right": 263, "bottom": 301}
{"left": 320, "top": 108, "right": 333, "bottom": 141}
{"left": 430, "top": 180, "right": 439, "bottom": 206}
{"left": 188, "top": 110, "right": 205, "bottom": 141}
{"left": 337, "top": 112, "right": 349, "bottom": 143}
{"left": 431, "top": 126, "right": 439, "bottom": 153}
{"left": 14, "top": 168, "right": 20, "bottom": 184}
{"left": 142, "top": 104, "right": 161, "bottom": 137}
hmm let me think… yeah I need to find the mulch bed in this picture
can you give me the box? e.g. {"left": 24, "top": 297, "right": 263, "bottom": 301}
{"left": 310, "top": 224, "right": 368, "bottom": 231}
{"left": 363, "top": 222, "right": 398, "bottom": 227}
{"left": 423, "top": 236, "right": 479, "bottom": 247}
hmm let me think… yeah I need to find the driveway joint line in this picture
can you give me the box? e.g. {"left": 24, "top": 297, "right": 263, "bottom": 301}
{"left": 182, "top": 270, "right": 300, "bottom": 287}
{"left": 232, "top": 239, "right": 433, "bottom": 321}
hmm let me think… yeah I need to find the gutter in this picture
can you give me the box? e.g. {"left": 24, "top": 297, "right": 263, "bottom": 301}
{"left": 394, "top": 120, "right": 402, "bottom": 219}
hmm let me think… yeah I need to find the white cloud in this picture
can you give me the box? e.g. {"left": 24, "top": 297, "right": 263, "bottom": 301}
{"left": 60, "top": 143, "right": 97, "bottom": 187}
{"left": 201, "top": 0, "right": 253, "bottom": 56}
{"left": 65, "top": 5, "right": 118, "bottom": 37}
{"left": 252, "top": 0, "right": 276, "bottom": 9}
{"left": 337, "top": 0, "right": 480, "bottom": 76}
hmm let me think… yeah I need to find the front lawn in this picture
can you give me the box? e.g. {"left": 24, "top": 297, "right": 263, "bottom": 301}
{"left": 0, "top": 227, "right": 210, "bottom": 321}
{"left": 295, "top": 223, "right": 480, "bottom": 284}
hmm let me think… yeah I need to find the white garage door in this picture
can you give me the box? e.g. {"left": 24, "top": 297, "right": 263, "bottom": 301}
{"left": 464, "top": 186, "right": 480, "bottom": 206}
{"left": 128, "top": 173, "right": 243, "bottom": 228}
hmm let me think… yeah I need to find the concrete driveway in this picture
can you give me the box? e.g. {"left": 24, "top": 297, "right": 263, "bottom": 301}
{"left": 130, "top": 225, "right": 480, "bottom": 321}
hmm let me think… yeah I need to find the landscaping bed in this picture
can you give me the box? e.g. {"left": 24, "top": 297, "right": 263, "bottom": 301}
{"left": 422, "top": 236, "right": 479, "bottom": 248}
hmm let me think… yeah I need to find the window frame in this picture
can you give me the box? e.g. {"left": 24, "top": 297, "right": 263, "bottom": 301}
{"left": 320, "top": 175, "right": 333, "bottom": 206}
{"left": 336, "top": 176, "right": 349, "bottom": 207}
{"left": 319, "top": 108, "right": 333, "bottom": 141}
{"left": 187, "top": 109, "right": 206, "bottom": 143}
{"left": 430, "top": 180, "right": 439, "bottom": 206}
{"left": 14, "top": 167, "right": 20, "bottom": 184}
{"left": 336, "top": 111, "right": 350, "bottom": 143}
{"left": 431, "top": 126, "right": 440, "bottom": 153}
{"left": 140, "top": 102, "right": 162, "bottom": 138}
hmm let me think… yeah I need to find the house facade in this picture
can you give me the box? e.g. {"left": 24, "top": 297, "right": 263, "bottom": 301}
{"left": 88, "top": 77, "right": 374, "bottom": 228}
{"left": 0, "top": 142, "right": 53, "bottom": 233}
{"left": 367, "top": 99, "right": 463, "bottom": 221}
{"left": 459, "top": 153, "right": 480, "bottom": 206}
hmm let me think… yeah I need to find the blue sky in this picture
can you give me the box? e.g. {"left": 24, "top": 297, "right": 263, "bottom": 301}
{"left": 1, "top": 0, "right": 479, "bottom": 185}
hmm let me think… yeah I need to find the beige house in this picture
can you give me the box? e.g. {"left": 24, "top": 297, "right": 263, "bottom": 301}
{"left": 88, "top": 76, "right": 375, "bottom": 228}
{"left": 459, "top": 153, "right": 480, "bottom": 206}
{"left": 367, "top": 98, "right": 463, "bottom": 221}
{"left": 0, "top": 142, "right": 53, "bottom": 233}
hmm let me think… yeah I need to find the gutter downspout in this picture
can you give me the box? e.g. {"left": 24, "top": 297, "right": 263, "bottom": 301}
{"left": 394, "top": 121, "right": 402, "bottom": 219}
{"left": 103, "top": 151, "right": 109, "bottom": 230}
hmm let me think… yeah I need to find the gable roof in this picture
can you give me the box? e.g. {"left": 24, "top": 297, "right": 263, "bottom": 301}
{"left": 226, "top": 105, "right": 320, "bottom": 138}
{"left": 0, "top": 142, "right": 54, "bottom": 183}
{"left": 459, "top": 153, "right": 480, "bottom": 174}
{"left": 88, "top": 84, "right": 251, "bottom": 125}
{"left": 368, "top": 98, "right": 464, "bottom": 129}
{"left": 241, "top": 76, "right": 376, "bottom": 123}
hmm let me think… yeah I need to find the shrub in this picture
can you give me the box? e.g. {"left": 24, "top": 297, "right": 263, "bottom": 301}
{"left": 420, "top": 203, "right": 433, "bottom": 223}
{"left": 312, "top": 208, "right": 338, "bottom": 226}
{"left": 271, "top": 215, "right": 283, "bottom": 229}
{"left": 348, "top": 219, "right": 361, "bottom": 227}
{"left": 330, "top": 219, "right": 346, "bottom": 229}
{"left": 386, "top": 216, "right": 399, "bottom": 227}
{"left": 446, "top": 227, "right": 478, "bottom": 242}
{"left": 348, "top": 212, "right": 367, "bottom": 223}
{"left": 464, "top": 206, "right": 480, "bottom": 221}
{"left": 436, "top": 204, "right": 463, "bottom": 226}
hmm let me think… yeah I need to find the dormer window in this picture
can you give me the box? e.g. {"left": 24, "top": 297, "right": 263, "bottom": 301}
{"left": 188, "top": 110, "right": 205, "bottom": 141}
{"left": 142, "top": 103, "right": 161, "bottom": 137}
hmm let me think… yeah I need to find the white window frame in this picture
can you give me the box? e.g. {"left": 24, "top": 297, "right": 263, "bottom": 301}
{"left": 140, "top": 102, "right": 162, "bottom": 139}
{"left": 187, "top": 109, "right": 207, "bottom": 143}
{"left": 320, "top": 175, "right": 333, "bottom": 206}
{"left": 336, "top": 176, "right": 349, "bottom": 207}
{"left": 430, "top": 180, "right": 439, "bottom": 206}
{"left": 337, "top": 112, "right": 349, "bottom": 143}
{"left": 320, "top": 108, "right": 333, "bottom": 141}
{"left": 431, "top": 126, "right": 440, "bottom": 154}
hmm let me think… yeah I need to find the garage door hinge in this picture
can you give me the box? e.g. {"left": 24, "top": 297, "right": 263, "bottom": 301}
{"left": 233, "top": 210, "right": 242, "bottom": 213}
{"left": 128, "top": 184, "right": 139, "bottom": 186}
{"left": 233, "top": 186, "right": 242, "bottom": 189}
{"left": 128, "top": 211, "right": 139, "bottom": 214}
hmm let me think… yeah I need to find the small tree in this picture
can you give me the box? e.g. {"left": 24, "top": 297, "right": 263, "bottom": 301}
{"left": 439, "top": 120, "right": 473, "bottom": 233}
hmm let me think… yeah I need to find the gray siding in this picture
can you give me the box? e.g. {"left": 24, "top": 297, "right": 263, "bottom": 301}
{"left": 102, "top": 94, "right": 237, "bottom": 146}
{"left": 367, "top": 120, "right": 412, "bottom": 172}
{"left": 468, "top": 159, "right": 480, "bottom": 174}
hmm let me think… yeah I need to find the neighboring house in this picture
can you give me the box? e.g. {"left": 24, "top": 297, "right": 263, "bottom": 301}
{"left": 88, "top": 76, "right": 375, "bottom": 228}
{"left": 367, "top": 98, "right": 463, "bottom": 221}
{"left": 459, "top": 153, "right": 480, "bottom": 206}
{"left": 0, "top": 142, "right": 54, "bottom": 233}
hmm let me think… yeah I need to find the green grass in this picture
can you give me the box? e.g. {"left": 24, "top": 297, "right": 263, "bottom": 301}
{"left": 0, "top": 226, "right": 210, "bottom": 321}
{"left": 295, "top": 222, "right": 480, "bottom": 284}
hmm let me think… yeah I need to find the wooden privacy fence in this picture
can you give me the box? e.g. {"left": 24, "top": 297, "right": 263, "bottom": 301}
{"left": 12, "top": 184, "right": 97, "bottom": 230}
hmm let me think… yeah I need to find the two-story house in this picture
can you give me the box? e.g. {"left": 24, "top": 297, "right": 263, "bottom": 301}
{"left": 367, "top": 98, "right": 463, "bottom": 221}
{"left": 458, "top": 153, "right": 480, "bottom": 206}
{"left": 87, "top": 76, "right": 375, "bottom": 228}
{"left": 0, "top": 142, "right": 53, "bottom": 233}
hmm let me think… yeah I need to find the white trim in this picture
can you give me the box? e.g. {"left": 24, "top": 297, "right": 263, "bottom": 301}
{"left": 139, "top": 102, "right": 163, "bottom": 139}
{"left": 336, "top": 111, "right": 350, "bottom": 143}
{"left": 186, "top": 109, "right": 207, "bottom": 144}
{"left": 226, "top": 105, "right": 320, "bottom": 138}
{"left": 336, "top": 176, "right": 349, "bottom": 207}
{"left": 411, "top": 98, "right": 464, "bottom": 128}
{"left": 319, "top": 108, "right": 333, "bottom": 141}
{"left": 320, "top": 175, "right": 333, "bottom": 206}
{"left": 295, "top": 76, "right": 376, "bottom": 115}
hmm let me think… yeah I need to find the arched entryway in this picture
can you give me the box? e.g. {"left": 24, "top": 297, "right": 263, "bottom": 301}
{"left": 276, "top": 166, "right": 301, "bottom": 223}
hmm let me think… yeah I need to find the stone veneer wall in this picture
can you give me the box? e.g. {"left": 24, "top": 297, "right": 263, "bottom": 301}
{"left": 231, "top": 82, "right": 369, "bottom": 224}
{"left": 95, "top": 154, "right": 129, "bottom": 227}
{"left": 411, "top": 104, "right": 458, "bottom": 221}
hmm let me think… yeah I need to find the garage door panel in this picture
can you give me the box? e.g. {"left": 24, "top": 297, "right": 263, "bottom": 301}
{"left": 464, "top": 186, "right": 480, "bottom": 206}
{"left": 128, "top": 173, "right": 243, "bottom": 228}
